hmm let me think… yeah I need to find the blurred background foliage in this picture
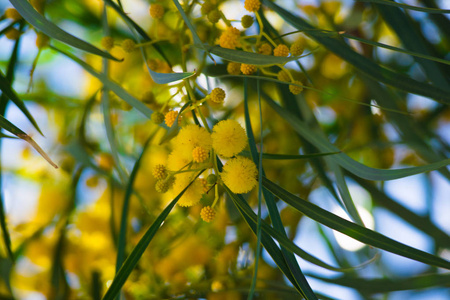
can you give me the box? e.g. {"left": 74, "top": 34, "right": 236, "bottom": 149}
{"left": 0, "top": 0, "right": 449, "bottom": 299}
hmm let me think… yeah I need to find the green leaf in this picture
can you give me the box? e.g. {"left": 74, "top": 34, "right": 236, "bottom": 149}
{"left": 264, "top": 96, "right": 450, "bottom": 181}
{"left": 262, "top": 177, "right": 450, "bottom": 270}
{"left": 0, "top": 70, "right": 42, "bottom": 135}
{"left": 0, "top": 115, "right": 57, "bottom": 168}
{"left": 262, "top": 0, "right": 450, "bottom": 104}
{"left": 243, "top": 79, "right": 316, "bottom": 299}
{"left": 308, "top": 272, "right": 450, "bottom": 293}
{"left": 357, "top": 0, "right": 450, "bottom": 14}
{"left": 102, "top": 174, "right": 200, "bottom": 300}
{"left": 240, "top": 150, "right": 340, "bottom": 160}
{"left": 147, "top": 68, "right": 195, "bottom": 85}
{"left": 51, "top": 46, "right": 153, "bottom": 119}
{"left": 227, "top": 186, "right": 375, "bottom": 273}
{"left": 10, "top": 0, "right": 120, "bottom": 61}
{"left": 199, "top": 45, "right": 305, "bottom": 66}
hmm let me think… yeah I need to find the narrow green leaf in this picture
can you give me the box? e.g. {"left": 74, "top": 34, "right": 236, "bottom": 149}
{"left": 199, "top": 45, "right": 306, "bottom": 66}
{"left": 228, "top": 186, "right": 374, "bottom": 273}
{"left": 263, "top": 0, "right": 450, "bottom": 103}
{"left": 340, "top": 33, "right": 450, "bottom": 66}
{"left": 308, "top": 272, "right": 450, "bottom": 293}
{"left": 243, "top": 79, "right": 316, "bottom": 299}
{"left": 357, "top": 0, "right": 450, "bottom": 14}
{"left": 0, "top": 115, "right": 57, "bottom": 168}
{"left": 264, "top": 96, "right": 450, "bottom": 181}
{"left": 240, "top": 150, "right": 340, "bottom": 160}
{"left": 102, "top": 174, "right": 200, "bottom": 300}
{"left": 0, "top": 70, "right": 42, "bottom": 135}
{"left": 51, "top": 46, "right": 153, "bottom": 119}
{"left": 263, "top": 177, "right": 450, "bottom": 270}
{"left": 147, "top": 68, "right": 195, "bottom": 85}
{"left": 10, "top": 0, "right": 120, "bottom": 61}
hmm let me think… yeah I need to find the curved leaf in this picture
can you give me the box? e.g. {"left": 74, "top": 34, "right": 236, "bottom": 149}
{"left": 10, "top": 0, "right": 120, "bottom": 61}
{"left": 357, "top": 0, "right": 450, "bottom": 14}
{"left": 264, "top": 96, "right": 450, "bottom": 181}
{"left": 51, "top": 46, "right": 153, "bottom": 119}
{"left": 0, "top": 70, "right": 42, "bottom": 135}
{"left": 262, "top": 177, "right": 450, "bottom": 270}
{"left": 240, "top": 150, "right": 341, "bottom": 160}
{"left": 147, "top": 68, "right": 195, "bottom": 85}
{"left": 263, "top": 0, "right": 450, "bottom": 104}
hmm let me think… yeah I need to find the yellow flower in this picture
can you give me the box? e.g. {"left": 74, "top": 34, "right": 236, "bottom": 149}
{"left": 165, "top": 110, "right": 179, "bottom": 127}
{"left": 210, "top": 87, "right": 226, "bottom": 104}
{"left": 273, "top": 44, "right": 289, "bottom": 57}
{"left": 101, "top": 36, "right": 114, "bottom": 50}
{"left": 240, "top": 64, "right": 257, "bottom": 75}
{"left": 149, "top": 4, "right": 165, "bottom": 19}
{"left": 241, "top": 15, "right": 254, "bottom": 28}
{"left": 258, "top": 43, "right": 272, "bottom": 55}
{"left": 121, "top": 39, "right": 136, "bottom": 53}
{"left": 5, "top": 8, "right": 22, "bottom": 21}
{"left": 200, "top": 206, "right": 216, "bottom": 222}
{"left": 172, "top": 174, "right": 204, "bottom": 207}
{"left": 212, "top": 120, "right": 247, "bottom": 157}
{"left": 277, "top": 70, "right": 290, "bottom": 82}
{"left": 152, "top": 164, "right": 167, "bottom": 180}
{"left": 227, "top": 62, "right": 241, "bottom": 75}
{"left": 36, "top": 32, "right": 50, "bottom": 49}
{"left": 221, "top": 157, "right": 258, "bottom": 194}
{"left": 174, "top": 124, "right": 212, "bottom": 161}
{"left": 244, "top": 0, "right": 261, "bottom": 12}
{"left": 192, "top": 146, "right": 209, "bottom": 163}
{"left": 290, "top": 40, "right": 305, "bottom": 56}
{"left": 219, "top": 27, "right": 240, "bottom": 49}
{"left": 289, "top": 81, "right": 303, "bottom": 95}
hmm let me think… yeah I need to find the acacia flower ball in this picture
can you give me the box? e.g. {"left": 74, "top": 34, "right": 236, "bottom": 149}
{"left": 101, "top": 36, "right": 114, "bottom": 50}
{"left": 152, "top": 164, "right": 167, "bottom": 180}
{"left": 244, "top": 0, "right": 261, "bottom": 12}
{"left": 121, "top": 39, "right": 136, "bottom": 53}
{"left": 165, "top": 111, "right": 178, "bottom": 127}
{"left": 210, "top": 87, "right": 226, "bottom": 104}
{"left": 151, "top": 111, "right": 165, "bottom": 124}
{"left": 258, "top": 43, "right": 272, "bottom": 55}
{"left": 36, "top": 33, "right": 50, "bottom": 49}
{"left": 208, "top": 10, "right": 221, "bottom": 24}
{"left": 200, "top": 206, "right": 216, "bottom": 222}
{"left": 289, "top": 81, "right": 303, "bottom": 95}
{"left": 212, "top": 120, "right": 247, "bottom": 157}
{"left": 175, "top": 124, "right": 212, "bottom": 161}
{"left": 241, "top": 64, "right": 257, "bottom": 75}
{"left": 241, "top": 15, "right": 254, "bottom": 28}
{"left": 192, "top": 146, "right": 209, "bottom": 163}
{"left": 149, "top": 4, "right": 165, "bottom": 19}
{"left": 5, "top": 8, "right": 22, "bottom": 21}
{"left": 227, "top": 62, "right": 241, "bottom": 75}
{"left": 290, "top": 40, "right": 305, "bottom": 56}
{"left": 277, "top": 70, "right": 290, "bottom": 82}
{"left": 219, "top": 27, "right": 240, "bottom": 49}
{"left": 221, "top": 157, "right": 258, "bottom": 194}
{"left": 201, "top": 2, "right": 214, "bottom": 15}
{"left": 274, "top": 44, "right": 289, "bottom": 57}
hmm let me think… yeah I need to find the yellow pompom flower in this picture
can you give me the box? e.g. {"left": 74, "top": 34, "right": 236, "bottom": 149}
{"left": 221, "top": 157, "right": 258, "bottom": 194}
{"left": 152, "top": 164, "right": 167, "bottom": 180}
{"left": 149, "top": 4, "right": 165, "bottom": 19}
{"left": 167, "top": 151, "right": 190, "bottom": 172}
{"left": 210, "top": 87, "right": 226, "bottom": 104}
{"left": 36, "top": 33, "right": 50, "bottom": 49}
{"left": 212, "top": 120, "right": 247, "bottom": 157}
{"left": 5, "top": 28, "right": 21, "bottom": 40}
{"left": 192, "top": 146, "right": 209, "bottom": 163}
{"left": 274, "top": 44, "right": 289, "bottom": 57}
{"left": 200, "top": 206, "right": 216, "bottom": 222}
{"left": 277, "top": 70, "right": 291, "bottom": 82}
{"left": 240, "top": 64, "right": 257, "bottom": 75}
{"left": 219, "top": 27, "right": 240, "bottom": 49}
{"left": 5, "top": 8, "right": 22, "bottom": 21}
{"left": 244, "top": 0, "right": 261, "bottom": 12}
{"left": 121, "top": 39, "right": 136, "bottom": 53}
{"left": 172, "top": 174, "right": 204, "bottom": 207}
{"left": 289, "top": 81, "right": 303, "bottom": 95}
{"left": 241, "top": 15, "right": 254, "bottom": 28}
{"left": 165, "top": 110, "right": 179, "bottom": 127}
{"left": 290, "top": 40, "right": 305, "bottom": 56}
{"left": 174, "top": 124, "right": 212, "bottom": 161}
{"left": 101, "top": 36, "right": 114, "bottom": 50}
{"left": 227, "top": 62, "right": 241, "bottom": 75}
{"left": 258, "top": 43, "right": 272, "bottom": 55}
